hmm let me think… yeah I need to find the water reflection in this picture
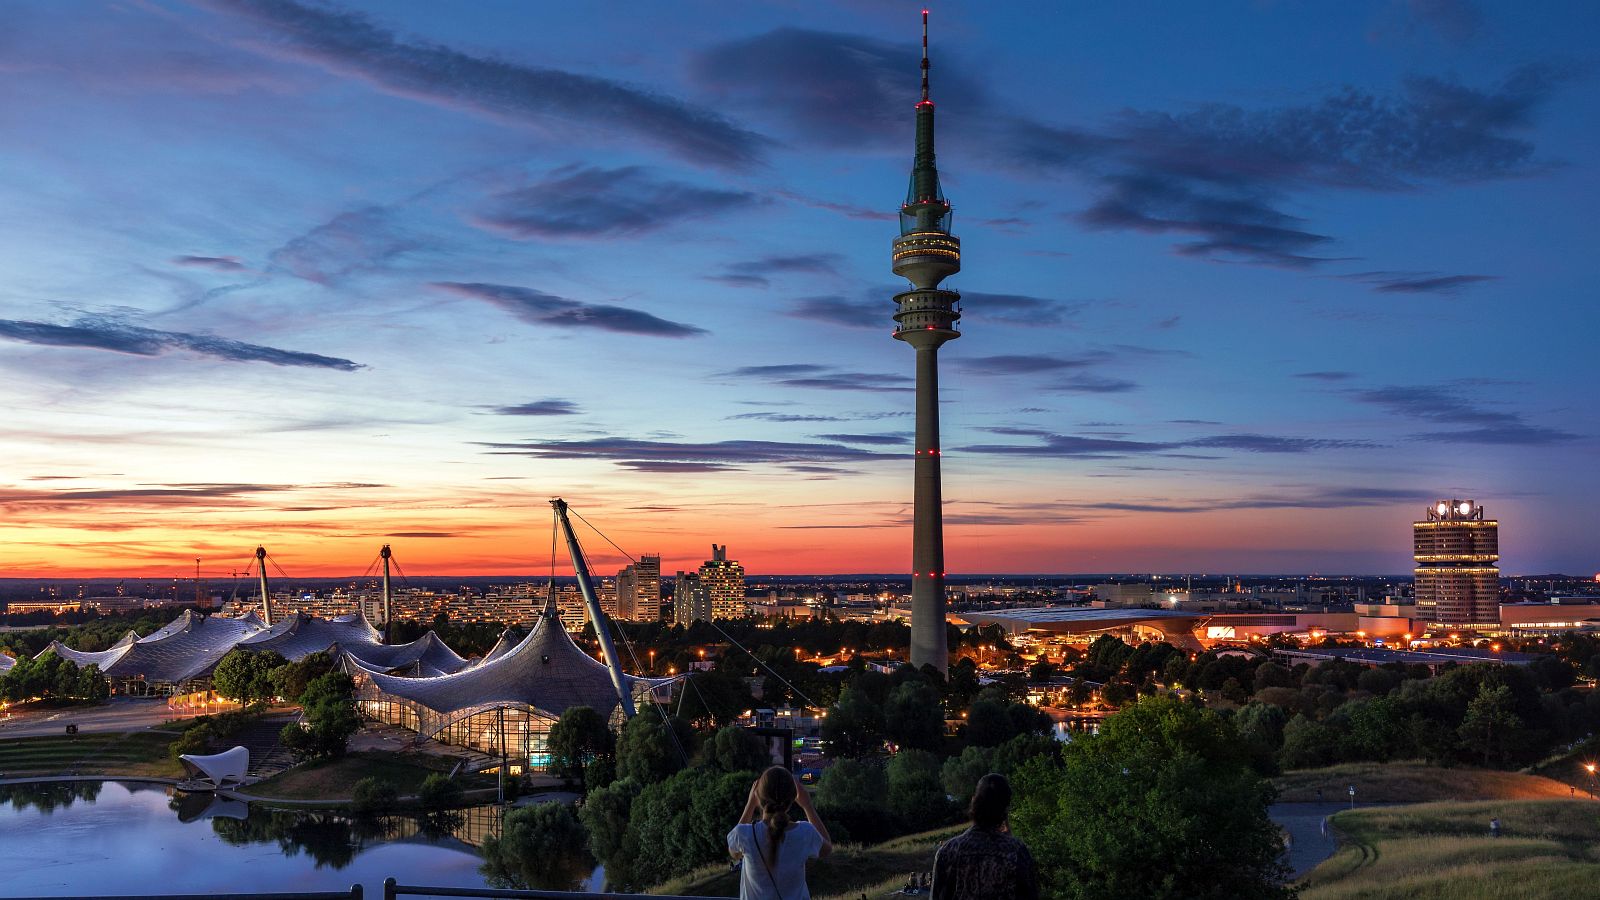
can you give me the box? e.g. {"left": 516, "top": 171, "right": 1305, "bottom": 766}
{"left": 0, "top": 781, "right": 599, "bottom": 894}
{"left": 1052, "top": 717, "right": 1101, "bottom": 741}
{"left": 0, "top": 780, "right": 104, "bottom": 813}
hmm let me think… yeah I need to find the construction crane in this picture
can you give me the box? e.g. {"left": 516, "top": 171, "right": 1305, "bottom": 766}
{"left": 551, "top": 498, "right": 635, "bottom": 717}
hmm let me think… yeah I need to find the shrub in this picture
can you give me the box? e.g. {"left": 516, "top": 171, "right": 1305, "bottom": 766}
{"left": 417, "top": 773, "right": 463, "bottom": 809}
{"left": 169, "top": 723, "right": 214, "bottom": 759}
{"left": 351, "top": 776, "right": 398, "bottom": 815}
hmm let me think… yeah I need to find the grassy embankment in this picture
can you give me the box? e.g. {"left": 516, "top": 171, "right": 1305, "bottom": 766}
{"left": 245, "top": 750, "right": 494, "bottom": 802}
{"left": 651, "top": 825, "right": 963, "bottom": 899}
{"left": 0, "top": 732, "right": 181, "bottom": 778}
{"left": 1274, "top": 761, "right": 1576, "bottom": 803}
{"left": 653, "top": 764, "right": 1580, "bottom": 898}
{"left": 1301, "top": 799, "right": 1600, "bottom": 899}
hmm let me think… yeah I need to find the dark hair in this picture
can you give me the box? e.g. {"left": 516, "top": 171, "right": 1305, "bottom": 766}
{"left": 969, "top": 773, "right": 1012, "bottom": 828}
{"left": 755, "top": 766, "right": 798, "bottom": 864}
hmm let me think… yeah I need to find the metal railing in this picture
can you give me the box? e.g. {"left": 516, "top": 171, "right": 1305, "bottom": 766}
{"left": 4, "top": 883, "right": 361, "bottom": 890}
{"left": 381, "top": 880, "right": 714, "bottom": 900}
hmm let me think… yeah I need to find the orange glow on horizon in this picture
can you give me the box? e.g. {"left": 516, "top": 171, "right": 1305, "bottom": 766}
{"left": 0, "top": 476, "right": 1429, "bottom": 578}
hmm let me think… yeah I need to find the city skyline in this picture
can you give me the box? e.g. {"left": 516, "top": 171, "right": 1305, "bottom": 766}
{"left": 2, "top": 1, "right": 1597, "bottom": 578}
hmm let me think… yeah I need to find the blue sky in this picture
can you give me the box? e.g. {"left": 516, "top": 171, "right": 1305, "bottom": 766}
{"left": 0, "top": 0, "right": 1595, "bottom": 577}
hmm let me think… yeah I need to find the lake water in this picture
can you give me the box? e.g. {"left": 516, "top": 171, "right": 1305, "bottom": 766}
{"left": 0, "top": 781, "right": 599, "bottom": 897}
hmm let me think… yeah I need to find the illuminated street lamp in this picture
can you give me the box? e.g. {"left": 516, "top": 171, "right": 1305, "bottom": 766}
{"left": 1585, "top": 762, "right": 1597, "bottom": 799}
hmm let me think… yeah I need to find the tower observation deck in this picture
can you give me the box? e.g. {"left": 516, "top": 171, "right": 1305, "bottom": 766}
{"left": 894, "top": 11, "right": 960, "bottom": 674}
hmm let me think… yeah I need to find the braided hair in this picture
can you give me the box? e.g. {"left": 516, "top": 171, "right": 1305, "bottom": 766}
{"left": 755, "top": 766, "right": 798, "bottom": 866}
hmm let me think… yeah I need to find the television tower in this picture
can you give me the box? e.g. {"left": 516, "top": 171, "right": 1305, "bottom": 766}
{"left": 893, "top": 10, "right": 961, "bottom": 674}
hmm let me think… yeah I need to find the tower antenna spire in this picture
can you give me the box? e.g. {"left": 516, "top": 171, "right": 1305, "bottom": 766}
{"left": 921, "top": 9, "right": 930, "bottom": 102}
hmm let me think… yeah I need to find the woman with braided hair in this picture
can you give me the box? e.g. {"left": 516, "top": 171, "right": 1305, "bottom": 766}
{"left": 728, "top": 766, "right": 833, "bottom": 900}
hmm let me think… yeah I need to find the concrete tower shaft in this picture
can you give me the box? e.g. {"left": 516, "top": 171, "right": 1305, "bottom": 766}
{"left": 893, "top": 10, "right": 958, "bottom": 674}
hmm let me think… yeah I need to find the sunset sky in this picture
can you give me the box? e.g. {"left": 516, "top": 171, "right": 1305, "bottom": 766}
{"left": 1, "top": 1, "right": 1596, "bottom": 579}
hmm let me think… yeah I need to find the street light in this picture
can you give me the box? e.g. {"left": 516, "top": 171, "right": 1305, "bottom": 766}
{"left": 1585, "top": 762, "right": 1596, "bottom": 799}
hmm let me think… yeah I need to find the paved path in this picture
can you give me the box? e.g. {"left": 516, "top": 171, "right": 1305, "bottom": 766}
{"left": 1270, "top": 801, "right": 1397, "bottom": 880}
{"left": 0, "top": 697, "right": 208, "bottom": 738}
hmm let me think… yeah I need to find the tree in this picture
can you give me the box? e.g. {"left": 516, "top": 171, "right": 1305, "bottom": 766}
{"left": 1124, "top": 642, "right": 1184, "bottom": 684}
{"left": 814, "top": 756, "right": 893, "bottom": 844}
{"left": 942, "top": 744, "right": 996, "bottom": 803}
{"left": 1099, "top": 682, "right": 1135, "bottom": 707}
{"left": 615, "top": 713, "right": 693, "bottom": 785}
{"left": 888, "top": 748, "right": 951, "bottom": 823}
{"left": 885, "top": 680, "right": 946, "bottom": 751}
{"left": 578, "top": 776, "right": 639, "bottom": 864}
{"left": 212, "top": 649, "right": 287, "bottom": 705}
{"left": 1085, "top": 634, "right": 1134, "bottom": 672}
{"left": 1234, "top": 702, "right": 1288, "bottom": 773}
{"left": 1277, "top": 713, "right": 1338, "bottom": 770}
{"left": 1459, "top": 683, "right": 1524, "bottom": 767}
{"left": 483, "top": 800, "right": 595, "bottom": 891}
{"left": 269, "top": 651, "right": 334, "bottom": 703}
{"left": 965, "top": 699, "right": 1015, "bottom": 747}
{"left": 991, "top": 732, "right": 1063, "bottom": 778}
{"left": 706, "top": 725, "right": 771, "bottom": 773}
{"left": 945, "top": 656, "right": 982, "bottom": 710}
{"left": 823, "top": 686, "right": 885, "bottom": 757}
{"left": 1011, "top": 695, "right": 1291, "bottom": 900}
{"left": 613, "top": 767, "right": 749, "bottom": 889}
{"left": 1250, "top": 662, "right": 1294, "bottom": 692}
{"left": 547, "top": 706, "right": 615, "bottom": 785}
{"left": 1, "top": 654, "right": 108, "bottom": 703}
{"left": 282, "top": 672, "right": 359, "bottom": 760}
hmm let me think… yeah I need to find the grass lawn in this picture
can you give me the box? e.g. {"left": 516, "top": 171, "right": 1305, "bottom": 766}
{"left": 0, "top": 732, "right": 181, "bottom": 778}
{"left": 1274, "top": 762, "right": 1575, "bottom": 803}
{"left": 245, "top": 750, "right": 492, "bottom": 801}
{"left": 652, "top": 825, "right": 963, "bottom": 899}
{"left": 1301, "top": 799, "right": 1600, "bottom": 900}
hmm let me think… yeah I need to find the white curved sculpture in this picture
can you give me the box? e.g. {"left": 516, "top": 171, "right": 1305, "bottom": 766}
{"left": 178, "top": 745, "right": 249, "bottom": 788}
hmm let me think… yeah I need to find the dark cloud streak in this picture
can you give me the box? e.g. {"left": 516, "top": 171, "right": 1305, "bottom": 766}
{"left": 436, "top": 282, "right": 706, "bottom": 337}
{"left": 0, "top": 316, "right": 362, "bottom": 370}
{"left": 201, "top": 0, "right": 766, "bottom": 168}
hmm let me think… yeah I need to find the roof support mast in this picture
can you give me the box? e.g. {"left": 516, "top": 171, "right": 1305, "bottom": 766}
{"left": 551, "top": 498, "right": 636, "bottom": 717}
{"left": 380, "top": 544, "right": 393, "bottom": 644}
{"left": 255, "top": 545, "right": 272, "bottom": 626}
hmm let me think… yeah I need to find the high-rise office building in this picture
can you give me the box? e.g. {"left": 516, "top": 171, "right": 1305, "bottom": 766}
{"left": 892, "top": 12, "right": 961, "bottom": 674}
{"left": 1414, "top": 499, "right": 1500, "bottom": 630}
{"left": 700, "top": 545, "right": 747, "bottom": 620}
{"left": 616, "top": 554, "right": 662, "bottom": 621}
{"left": 674, "top": 571, "right": 711, "bottom": 626}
